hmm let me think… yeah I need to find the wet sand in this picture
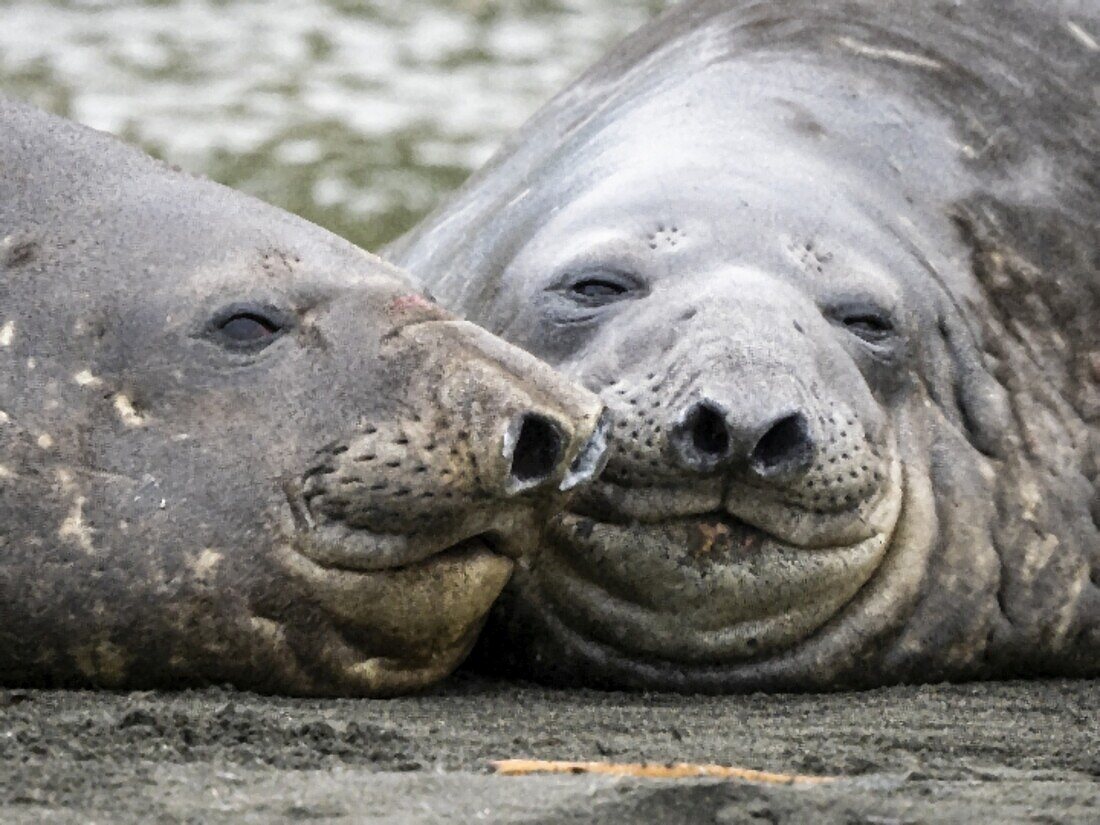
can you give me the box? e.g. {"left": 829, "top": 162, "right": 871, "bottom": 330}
{"left": 1, "top": 676, "right": 1096, "bottom": 823}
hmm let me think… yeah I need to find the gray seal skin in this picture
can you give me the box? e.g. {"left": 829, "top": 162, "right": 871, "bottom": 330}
{"left": 390, "top": 0, "right": 1100, "bottom": 690}
{"left": 0, "top": 97, "right": 610, "bottom": 696}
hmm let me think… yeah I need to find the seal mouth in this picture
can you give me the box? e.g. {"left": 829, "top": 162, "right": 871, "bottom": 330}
{"left": 527, "top": 510, "right": 893, "bottom": 663}
{"left": 567, "top": 475, "right": 888, "bottom": 548}
{"left": 282, "top": 478, "right": 519, "bottom": 573}
{"left": 517, "top": 456, "right": 904, "bottom": 665}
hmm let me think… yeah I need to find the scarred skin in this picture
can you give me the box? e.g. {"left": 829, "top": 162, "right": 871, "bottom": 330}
{"left": 0, "top": 97, "right": 608, "bottom": 696}
{"left": 391, "top": 0, "right": 1100, "bottom": 690}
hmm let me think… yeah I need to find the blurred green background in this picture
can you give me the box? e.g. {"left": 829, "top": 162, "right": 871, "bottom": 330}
{"left": 0, "top": 0, "right": 666, "bottom": 251}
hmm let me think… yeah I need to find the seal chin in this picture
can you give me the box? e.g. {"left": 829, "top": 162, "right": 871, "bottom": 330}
{"left": 334, "top": 613, "right": 493, "bottom": 697}
{"left": 273, "top": 536, "right": 514, "bottom": 694}
{"left": 275, "top": 482, "right": 517, "bottom": 691}
{"left": 522, "top": 458, "right": 904, "bottom": 666}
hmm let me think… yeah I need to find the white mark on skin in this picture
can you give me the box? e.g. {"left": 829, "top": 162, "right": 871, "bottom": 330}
{"left": 0, "top": 410, "right": 9, "bottom": 424}
{"left": 0, "top": 321, "right": 13, "bottom": 347}
{"left": 159, "top": 498, "right": 167, "bottom": 509}
{"left": 26, "top": 357, "right": 36, "bottom": 371}
{"left": 113, "top": 394, "right": 146, "bottom": 427}
{"left": 836, "top": 37, "right": 945, "bottom": 71}
{"left": 1052, "top": 572, "right": 1087, "bottom": 643}
{"left": 1021, "top": 532, "right": 1060, "bottom": 582}
{"left": 59, "top": 496, "right": 96, "bottom": 554}
{"left": 37, "top": 433, "right": 54, "bottom": 449}
{"left": 189, "top": 548, "right": 224, "bottom": 579}
{"left": 1019, "top": 479, "right": 1041, "bottom": 523}
{"left": 0, "top": 465, "right": 13, "bottom": 479}
{"left": 171, "top": 433, "right": 190, "bottom": 442}
{"left": 1066, "top": 20, "right": 1099, "bottom": 51}
{"left": 344, "top": 657, "right": 388, "bottom": 686}
{"left": 73, "top": 369, "right": 103, "bottom": 388}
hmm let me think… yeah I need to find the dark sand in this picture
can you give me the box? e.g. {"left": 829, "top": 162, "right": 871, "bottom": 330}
{"left": 0, "top": 676, "right": 1096, "bottom": 823}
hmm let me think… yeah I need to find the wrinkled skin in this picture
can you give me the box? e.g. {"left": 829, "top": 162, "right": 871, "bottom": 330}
{"left": 391, "top": 0, "right": 1100, "bottom": 690}
{"left": 0, "top": 98, "right": 608, "bottom": 696}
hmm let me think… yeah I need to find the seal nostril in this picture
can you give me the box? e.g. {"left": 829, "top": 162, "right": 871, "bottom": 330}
{"left": 508, "top": 414, "right": 564, "bottom": 487}
{"left": 689, "top": 403, "right": 730, "bottom": 458}
{"left": 751, "top": 413, "right": 813, "bottom": 476}
{"left": 670, "top": 400, "right": 734, "bottom": 472}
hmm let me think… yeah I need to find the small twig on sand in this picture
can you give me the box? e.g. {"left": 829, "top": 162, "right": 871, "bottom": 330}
{"left": 490, "top": 759, "right": 836, "bottom": 785}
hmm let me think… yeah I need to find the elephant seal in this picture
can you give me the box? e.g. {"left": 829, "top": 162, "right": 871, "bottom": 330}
{"left": 0, "top": 97, "right": 609, "bottom": 696}
{"left": 391, "top": 0, "right": 1100, "bottom": 690}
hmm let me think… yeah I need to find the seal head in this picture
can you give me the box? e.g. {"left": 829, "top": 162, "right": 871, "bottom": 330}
{"left": 0, "top": 97, "right": 607, "bottom": 696}
{"left": 392, "top": 0, "right": 1099, "bottom": 690}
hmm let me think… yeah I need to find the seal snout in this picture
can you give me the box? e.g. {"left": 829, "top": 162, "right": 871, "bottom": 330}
{"left": 289, "top": 318, "right": 611, "bottom": 570}
{"left": 669, "top": 398, "right": 816, "bottom": 481}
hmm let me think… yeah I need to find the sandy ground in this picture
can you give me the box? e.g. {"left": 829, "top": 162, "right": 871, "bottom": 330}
{"left": 0, "top": 676, "right": 1096, "bottom": 824}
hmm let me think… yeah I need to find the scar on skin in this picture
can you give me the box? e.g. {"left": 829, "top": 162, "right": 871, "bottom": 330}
{"left": 114, "top": 394, "right": 146, "bottom": 426}
{"left": 1, "top": 233, "right": 38, "bottom": 267}
{"left": 389, "top": 293, "right": 437, "bottom": 313}
{"left": 59, "top": 495, "right": 96, "bottom": 554}
{"left": 836, "top": 37, "right": 945, "bottom": 71}
{"left": 0, "top": 465, "right": 13, "bottom": 479}
{"left": 73, "top": 369, "right": 103, "bottom": 388}
{"left": 0, "top": 410, "right": 10, "bottom": 424}
{"left": 37, "top": 433, "right": 54, "bottom": 449}
{"left": 0, "top": 321, "right": 13, "bottom": 347}
{"left": 1066, "top": 20, "right": 1098, "bottom": 51}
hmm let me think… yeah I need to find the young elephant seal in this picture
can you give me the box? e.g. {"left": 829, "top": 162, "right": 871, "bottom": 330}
{"left": 0, "top": 97, "right": 608, "bottom": 696}
{"left": 391, "top": 0, "right": 1099, "bottom": 690}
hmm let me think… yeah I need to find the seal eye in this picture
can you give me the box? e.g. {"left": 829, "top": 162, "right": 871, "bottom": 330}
{"left": 220, "top": 313, "right": 278, "bottom": 342}
{"left": 573, "top": 279, "right": 627, "bottom": 300}
{"left": 561, "top": 270, "right": 639, "bottom": 309}
{"left": 842, "top": 312, "right": 894, "bottom": 343}
{"left": 207, "top": 304, "right": 289, "bottom": 351}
